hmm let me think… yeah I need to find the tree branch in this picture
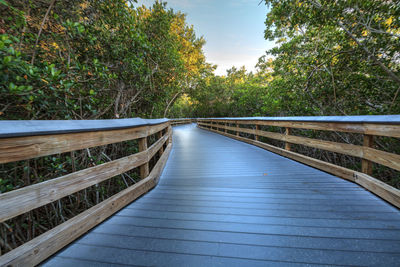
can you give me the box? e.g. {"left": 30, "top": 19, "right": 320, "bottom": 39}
{"left": 31, "top": 0, "right": 56, "bottom": 65}
{"left": 163, "top": 91, "right": 181, "bottom": 117}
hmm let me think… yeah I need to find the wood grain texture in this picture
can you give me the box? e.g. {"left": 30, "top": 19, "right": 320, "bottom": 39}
{"left": 139, "top": 137, "right": 149, "bottom": 179}
{"left": 0, "top": 143, "right": 172, "bottom": 267}
{"left": 148, "top": 122, "right": 170, "bottom": 135}
{"left": 362, "top": 135, "right": 374, "bottom": 175}
{"left": 158, "top": 131, "right": 164, "bottom": 156}
{"left": 255, "top": 125, "right": 259, "bottom": 141}
{"left": 0, "top": 131, "right": 170, "bottom": 223}
{"left": 0, "top": 122, "right": 169, "bottom": 164}
{"left": 200, "top": 122, "right": 362, "bottom": 157}
{"left": 199, "top": 119, "right": 400, "bottom": 138}
{"left": 198, "top": 122, "right": 400, "bottom": 171}
{"left": 199, "top": 125, "right": 400, "bottom": 208}
{"left": 199, "top": 125, "right": 355, "bottom": 181}
{"left": 168, "top": 125, "right": 172, "bottom": 144}
{"left": 285, "top": 127, "right": 291, "bottom": 151}
{"left": 363, "top": 146, "right": 400, "bottom": 172}
{"left": 354, "top": 172, "right": 400, "bottom": 208}
{"left": 170, "top": 119, "right": 193, "bottom": 126}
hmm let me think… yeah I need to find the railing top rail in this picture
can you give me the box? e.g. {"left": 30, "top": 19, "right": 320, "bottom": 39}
{"left": 0, "top": 118, "right": 170, "bottom": 138}
{"left": 199, "top": 115, "right": 400, "bottom": 124}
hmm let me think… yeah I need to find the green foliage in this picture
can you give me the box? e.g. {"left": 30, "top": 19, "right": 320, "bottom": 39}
{"left": 183, "top": 0, "right": 399, "bottom": 118}
{"left": 0, "top": 0, "right": 210, "bottom": 119}
{"left": 1, "top": 0, "right": 398, "bottom": 119}
{"left": 261, "top": 0, "right": 400, "bottom": 115}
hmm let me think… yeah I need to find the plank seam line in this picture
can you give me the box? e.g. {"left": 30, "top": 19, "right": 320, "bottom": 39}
{"left": 104, "top": 222, "right": 400, "bottom": 242}
{"left": 138, "top": 197, "right": 397, "bottom": 213}
{"left": 88, "top": 231, "right": 400, "bottom": 255}
{"left": 154, "top": 189, "right": 367, "bottom": 193}
{"left": 142, "top": 194, "right": 377, "bottom": 204}
{"left": 142, "top": 195, "right": 385, "bottom": 202}
{"left": 122, "top": 207, "right": 400, "bottom": 223}
{"left": 129, "top": 200, "right": 397, "bottom": 211}
{"left": 157, "top": 185, "right": 364, "bottom": 188}
{"left": 149, "top": 191, "right": 372, "bottom": 197}
{"left": 113, "top": 214, "right": 400, "bottom": 231}
{"left": 155, "top": 187, "right": 365, "bottom": 191}
{"left": 51, "top": 256, "right": 145, "bottom": 267}
{"left": 157, "top": 183, "right": 362, "bottom": 186}
{"left": 132, "top": 199, "right": 390, "bottom": 208}
{"left": 74, "top": 242, "right": 360, "bottom": 267}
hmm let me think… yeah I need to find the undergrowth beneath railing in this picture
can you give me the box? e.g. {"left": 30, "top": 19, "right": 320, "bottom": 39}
{"left": 0, "top": 135, "right": 167, "bottom": 255}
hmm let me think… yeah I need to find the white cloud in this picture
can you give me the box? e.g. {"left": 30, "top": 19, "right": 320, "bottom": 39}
{"left": 135, "top": 0, "right": 275, "bottom": 76}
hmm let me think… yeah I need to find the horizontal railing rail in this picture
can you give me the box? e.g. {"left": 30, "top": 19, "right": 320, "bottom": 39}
{"left": 0, "top": 118, "right": 173, "bottom": 266}
{"left": 198, "top": 116, "right": 400, "bottom": 208}
{"left": 170, "top": 118, "right": 196, "bottom": 126}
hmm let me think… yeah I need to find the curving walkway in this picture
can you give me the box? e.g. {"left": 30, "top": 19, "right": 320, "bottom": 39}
{"left": 44, "top": 123, "right": 400, "bottom": 266}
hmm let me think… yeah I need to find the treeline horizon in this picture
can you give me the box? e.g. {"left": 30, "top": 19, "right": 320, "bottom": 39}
{"left": 174, "top": 0, "right": 400, "bottom": 118}
{"left": 1, "top": 0, "right": 399, "bottom": 121}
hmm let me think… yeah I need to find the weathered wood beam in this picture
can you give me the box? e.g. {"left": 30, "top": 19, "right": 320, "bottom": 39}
{"left": 0, "top": 131, "right": 170, "bottom": 223}
{"left": 0, "top": 142, "right": 172, "bottom": 267}
{"left": 0, "top": 122, "right": 169, "bottom": 164}
{"left": 199, "top": 124, "right": 400, "bottom": 208}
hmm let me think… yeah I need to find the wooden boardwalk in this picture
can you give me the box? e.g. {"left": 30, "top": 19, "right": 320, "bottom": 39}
{"left": 44, "top": 123, "right": 400, "bottom": 266}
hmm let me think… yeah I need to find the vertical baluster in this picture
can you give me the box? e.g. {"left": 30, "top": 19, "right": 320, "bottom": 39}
{"left": 285, "top": 127, "right": 291, "bottom": 151}
{"left": 158, "top": 130, "right": 164, "bottom": 156}
{"left": 255, "top": 124, "right": 259, "bottom": 141}
{"left": 362, "top": 135, "right": 374, "bottom": 175}
{"left": 168, "top": 125, "right": 172, "bottom": 144}
{"left": 139, "top": 136, "right": 149, "bottom": 179}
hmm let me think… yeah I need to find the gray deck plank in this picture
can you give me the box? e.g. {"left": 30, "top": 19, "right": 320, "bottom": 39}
{"left": 43, "top": 123, "right": 400, "bottom": 266}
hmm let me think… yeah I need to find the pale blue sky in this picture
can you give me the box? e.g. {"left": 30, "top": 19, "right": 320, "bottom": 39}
{"left": 134, "top": 0, "right": 275, "bottom": 75}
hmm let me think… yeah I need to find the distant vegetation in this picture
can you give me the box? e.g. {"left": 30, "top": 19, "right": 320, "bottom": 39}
{"left": 1, "top": 0, "right": 398, "bottom": 119}
{"left": 0, "top": 0, "right": 212, "bottom": 120}
{"left": 178, "top": 0, "right": 400, "bottom": 118}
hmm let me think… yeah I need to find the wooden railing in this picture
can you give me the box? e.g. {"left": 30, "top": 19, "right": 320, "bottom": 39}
{"left": 198, "top": 116, "right": 400, "bottom": 208}
{"left": 0, "top": 118, "right": 172, "bottom": 266}
{"left": 170, "top": 118, "right": 196, "bottom": 126}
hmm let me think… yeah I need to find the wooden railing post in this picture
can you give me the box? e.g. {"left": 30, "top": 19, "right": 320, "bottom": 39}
{"left": 255, "top": 125, "right": 259, "bottom": 141}
{"left": 168, "top": 125, "right": 172, "bottom": 144}
{"left": 0, "top": 120, "right": 173, "bottom": 266}
{"left": 139, "top": 136, "right": 149, "bottom": 178}
{"left": 225, "top": 122, "right": 227, "bottom": 133}
{"left": 362, "top": 134, "right": 374, "bottom": 175}
{"left": 285, "top": 127, "right": 291, "bottom": 151}
{"left": 197, "top": 117, "right": 400, "bottom": 208}
{"left": 158, "top": 130, "right": 164, "bottom": 156}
